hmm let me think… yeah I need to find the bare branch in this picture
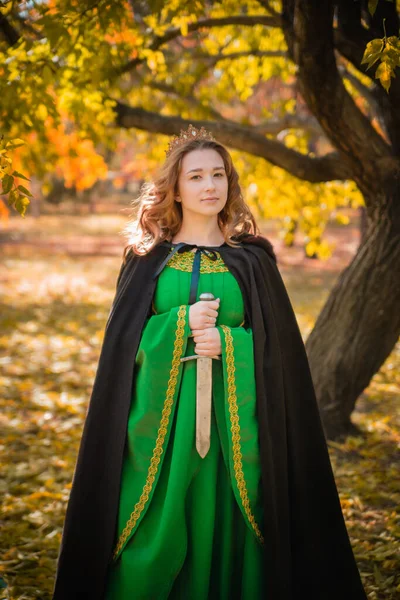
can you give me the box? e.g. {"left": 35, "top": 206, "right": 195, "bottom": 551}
{"left": 254, "top": 112, "right": 323, "bottom": 137}
{"left": 256, "top": 0, "right": 282, "bottom": 19}
{"left": 201, "top": 49, "right": 287, "bottom": 67}
{"left": 118, "top": 15, "right": 281, "bottom": 75}
{"left": 114, "top": 103, "right": 351, "bottom": 183}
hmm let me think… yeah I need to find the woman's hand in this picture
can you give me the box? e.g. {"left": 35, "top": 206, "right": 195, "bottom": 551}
{"left": 189, "top": 298, "right": 220, "bottom": 331}
{"left": 192, "top": 327, "right": 222, "bottom": 357}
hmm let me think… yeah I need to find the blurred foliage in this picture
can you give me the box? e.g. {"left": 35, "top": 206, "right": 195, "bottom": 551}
{"left": 0, "top": 217, "right": 399, "bottom": 598}
{"left": 0, "top": 137, "right": 32, "bottom": 216}
{"left": 0, "top": 0, "right": 372, "bottom": 258}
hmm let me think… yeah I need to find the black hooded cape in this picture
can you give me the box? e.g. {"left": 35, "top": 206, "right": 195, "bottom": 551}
{"left": 52, "top": 234, "right": 367, "bottom": 600}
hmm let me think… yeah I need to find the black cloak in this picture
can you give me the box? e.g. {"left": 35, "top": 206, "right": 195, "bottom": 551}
{"left": 52, "top": 234, "right": 367, "bottom": 600}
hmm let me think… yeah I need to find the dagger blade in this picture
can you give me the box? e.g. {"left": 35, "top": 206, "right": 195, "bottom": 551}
{"left": 196, "top": 356, "right": 213, "bottom": 458}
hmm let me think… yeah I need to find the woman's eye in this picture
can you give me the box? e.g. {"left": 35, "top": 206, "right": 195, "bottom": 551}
{"left": 190, "top": 173, "right": 224, "bottom": 180}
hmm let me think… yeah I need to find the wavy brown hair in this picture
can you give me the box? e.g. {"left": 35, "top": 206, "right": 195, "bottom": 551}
{"left": 122, "top": 138, "right": 260, "bottom": 258}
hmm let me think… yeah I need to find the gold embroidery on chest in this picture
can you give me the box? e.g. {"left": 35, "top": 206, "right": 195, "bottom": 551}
{"left": 167, "top": 250, "right": 229, "bottom": 273}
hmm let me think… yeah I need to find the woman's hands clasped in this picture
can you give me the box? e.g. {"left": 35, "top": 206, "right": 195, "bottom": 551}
{"left": 188, "top": 298, "right": 222, "bottom": 357}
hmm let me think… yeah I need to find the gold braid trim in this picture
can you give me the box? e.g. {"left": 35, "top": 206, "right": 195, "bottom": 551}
{"left": 167, "top": 250, "right": 228, "bottom": 273}
{"left": 112, "top": 305, "right": 187, "bottom": 561}
{"left": 220, "top": 324, "right": 264, "bottom": 545}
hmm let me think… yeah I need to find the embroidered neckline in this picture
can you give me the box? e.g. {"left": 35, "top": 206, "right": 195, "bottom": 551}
{"left": 166, "top": 250, "right": 229, "bottom": 273}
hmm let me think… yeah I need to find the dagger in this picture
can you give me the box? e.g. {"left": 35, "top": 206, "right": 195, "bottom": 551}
{"left": 180, "top": 292, "right": 220, "bottom": 458}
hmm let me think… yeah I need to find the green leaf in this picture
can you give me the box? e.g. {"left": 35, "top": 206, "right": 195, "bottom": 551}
{"left": 368, "top": 0, "right": 379, "bottom": 16}
{"left": 7, "top": 188, "right": 17, "bottom": 207}
{"left": 42, "top": 64, "right": 54, "bottom": 87}
{"left": 2, "top": 173, "right": 14, "bottom": 194}
{"left": 15, "top": 193, "right": 30, "bottom": 217}
{"left": 361, "top": 39, "right": 384, "bottom": 69}
{"left": 17, "top": 184, "right": 33, "bottom": 197}
{"left": 12, "top": 170, "right": 31, "bottom": 181}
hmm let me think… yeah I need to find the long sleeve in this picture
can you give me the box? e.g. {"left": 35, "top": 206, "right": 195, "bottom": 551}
{"left": 112, "top": 304, "right": 191, "bottom": 562}
{"left": 214, "top": 324, "right": 265, "bottom": 546}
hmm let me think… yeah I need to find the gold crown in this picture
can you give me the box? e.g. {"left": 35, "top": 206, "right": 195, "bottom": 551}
{"left": 165, "top": 123, "right": 217, "bottom": 157}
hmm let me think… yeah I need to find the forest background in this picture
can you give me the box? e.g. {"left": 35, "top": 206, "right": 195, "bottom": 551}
{"left": 0, "top": 0, "right": 399, "bottom": 598}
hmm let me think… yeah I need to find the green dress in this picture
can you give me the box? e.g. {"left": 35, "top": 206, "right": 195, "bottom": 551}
{"left": 105, "top": 248, "right": 266, "bottom": 599}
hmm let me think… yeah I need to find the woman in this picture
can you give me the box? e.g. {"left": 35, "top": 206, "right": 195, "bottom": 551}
{"left": 52, "top": 125, "right": 367, "bottom": 600}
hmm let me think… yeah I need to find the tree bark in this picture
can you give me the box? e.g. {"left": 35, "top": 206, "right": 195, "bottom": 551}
{"left": 306, "top": 187, "right": 400, "bottom": 438}
{"left": 358, "top": 206, "right": 367, "bottom": 247}
{"left": 279, "top": 0, "right": 400, "bottom": 437}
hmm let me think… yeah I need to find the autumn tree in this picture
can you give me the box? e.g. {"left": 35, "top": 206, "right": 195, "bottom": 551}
{"left": 1, "top": 0, "right": 399, "bottom": 438}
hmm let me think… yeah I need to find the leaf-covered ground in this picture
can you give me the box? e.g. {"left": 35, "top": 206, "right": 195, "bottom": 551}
{"left": 0, "top": 216, "right": 399, "bottom": 599}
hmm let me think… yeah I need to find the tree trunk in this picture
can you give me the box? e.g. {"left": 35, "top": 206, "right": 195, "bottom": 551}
{"left": 306, "top": 189, "right": 400, "bottom": 439}
{"left": 358, "top": 206, "right": 367, "bottom": 247}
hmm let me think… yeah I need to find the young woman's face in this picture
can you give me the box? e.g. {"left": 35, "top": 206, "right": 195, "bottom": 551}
{"left": 176, "top": 148, "right": 229, "bottom": 218}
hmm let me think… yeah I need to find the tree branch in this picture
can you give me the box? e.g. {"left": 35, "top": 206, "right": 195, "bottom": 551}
{"left": 200, "top": 49, "right": 287, "bottom": 67}
{"left": 337, "top": 65, "right": 391, "bottom": 144}
{"left": 254, "top": 112, "right": 323, "bottom": 136}
{"left": 256, "top": 0, "right": 282, "bottom": 19}
{"left": 281, "top": 0, "right": 392, "bottom": 194}
{"left": 338, "top": 65, "right": 380, "bottom": 114}
{"left": 334, "top": 0, "right": 400, "bottom": 149}
{"left": 0, "top": 14, "right": 20, "bottom": 46}
{"left": 333, "top": 28, "right": 380, "bottom": 82}
{"left": 118, "top": 15, "right": 281, "bottom": 75}
{"left": 113, "top": 103, "right": 351, "bottom": 183}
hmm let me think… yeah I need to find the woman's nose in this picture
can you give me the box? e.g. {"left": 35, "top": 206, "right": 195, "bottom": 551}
{"left": 204, "top": 177, "right": 216, "bottom": 190}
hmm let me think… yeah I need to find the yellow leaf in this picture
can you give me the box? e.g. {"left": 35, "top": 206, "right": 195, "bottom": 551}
{"left": 305, "top": 240, "right": 318, "bottom": 256}
{"left": 181, "top": 21, "right": 188, "bottom": 36}
{"left": 36, "top": 104, "right": 48, "bottom": 120}
{"left": 375, "top": 61, "right": 394, "bottom": 93}
{"left": 336, "top": 213, "right": 350, "bottom": 225}
{"left": 361, "top": 38, "right": 384, "bottom": 68}
{"left": 6, "top": 138, "right": 26, "bottom": 149}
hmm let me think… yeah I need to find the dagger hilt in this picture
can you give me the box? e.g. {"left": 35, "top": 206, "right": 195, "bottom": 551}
{"left": 182, "top": 291, "right": 221, "bottom": 362}
{"left": 199, "top": 292, "right": 215, "bottom": 302}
